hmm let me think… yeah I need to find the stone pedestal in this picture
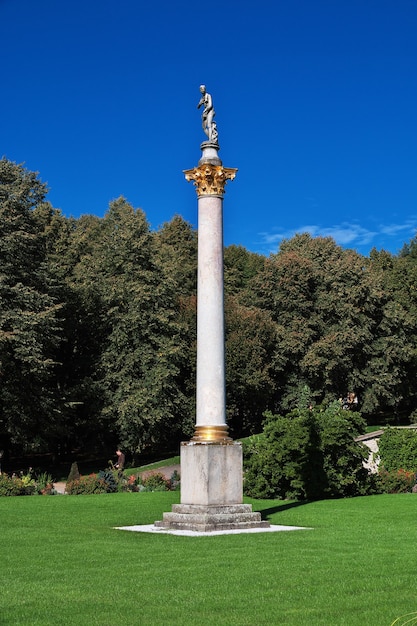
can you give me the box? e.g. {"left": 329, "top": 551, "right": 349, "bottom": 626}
{"left": 180, "top": 441, "right": 242, "bottom": 505}
{"left": 154, "top": 441, "right": 269, "bottom": 532}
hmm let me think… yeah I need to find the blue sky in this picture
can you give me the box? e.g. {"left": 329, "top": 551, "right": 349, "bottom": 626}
{"left": 1, "top": 0, "right": 416, "bottom": 257}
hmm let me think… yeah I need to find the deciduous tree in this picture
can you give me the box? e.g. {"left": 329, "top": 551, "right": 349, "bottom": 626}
{"left": 0, "top": 159, "right": 62, "bottom": 451}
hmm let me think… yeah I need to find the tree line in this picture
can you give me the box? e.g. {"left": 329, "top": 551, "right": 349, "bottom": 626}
{"left": 1, "top": 157, "right": 417, "bottom": 461}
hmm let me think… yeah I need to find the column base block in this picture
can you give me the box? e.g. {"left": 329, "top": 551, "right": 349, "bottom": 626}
{"left": 180, "top": 440, "right": 243, "bottom": 505}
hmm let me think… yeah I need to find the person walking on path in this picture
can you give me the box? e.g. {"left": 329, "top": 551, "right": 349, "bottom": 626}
{"left": 115, "top": 448, "right": 125, "bottom": 471}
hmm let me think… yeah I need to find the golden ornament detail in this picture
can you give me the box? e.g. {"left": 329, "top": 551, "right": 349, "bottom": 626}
{"left": 184, "top": 164, "right": 237, "bottom": 197}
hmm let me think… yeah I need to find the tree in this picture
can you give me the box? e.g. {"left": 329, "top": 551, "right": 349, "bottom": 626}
{"left": 34, "top": 207, "right": 108, "bottom": 453}
{"left": 33, "top": 204, "right": 197, "bottom": 457}
{"left": 154, "top": 215, "right": 197, "bottom": 297}
{"left": 368, "top": 247, "right": 417, "bottom": 419}
{"left": 248, "top": 233, "right": 414, "bottom": 417}
{"left": 225, "top": 296, "right": 276, "bottom": 437}
{"left": 224, "top": 244, "right": 265, "bottom": 296}
{"left": 153, "top": 215, "right": 198, "bottom": 434}
{"left": 0, "top": 159, "right": 62, "bottom": 452}
{"left": 93, "top": 198, "right": 193, "bottom": 456}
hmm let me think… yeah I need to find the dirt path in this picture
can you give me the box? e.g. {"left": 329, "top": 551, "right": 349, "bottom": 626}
{"left": 53, "top": 482, "right": 66, "bottom": 494}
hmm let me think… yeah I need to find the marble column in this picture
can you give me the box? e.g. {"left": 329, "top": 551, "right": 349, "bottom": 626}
{"left": 185, "top": 142, "right": 236, "bottom": 442}
{"left": 155, "top": 139, "right": 269, "bottom": 531}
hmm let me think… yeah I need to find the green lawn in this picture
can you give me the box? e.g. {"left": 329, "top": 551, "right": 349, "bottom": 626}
{"left": 125, "top": 455, "right": 180, "bottom": 475}
{"left": 1, "top": 492, "right": 416, "bottom": 625}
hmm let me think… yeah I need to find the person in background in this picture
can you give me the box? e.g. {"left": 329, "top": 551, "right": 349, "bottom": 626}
{"left": 115, "top": 447, "right": 125, "bottom": 471}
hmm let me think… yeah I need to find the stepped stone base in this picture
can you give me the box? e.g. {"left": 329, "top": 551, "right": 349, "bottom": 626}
{"left": 154, "top": 503, "right": 270, "bottom": 533}
{"left": 155, "top": 440, "right": 269, "bottom": 532}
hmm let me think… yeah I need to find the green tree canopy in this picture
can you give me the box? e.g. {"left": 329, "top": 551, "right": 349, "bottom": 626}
{"left": 378, "top": 428, "right": 417, "bottom": 472}
{"left": 95, "top": 199, "right": 193, "bottom": 455}
{"left": 248, "top": 233, "right": 414, "bottom": 417}
{"left": 0, "top": 159, "right": 62, "bottom": 450}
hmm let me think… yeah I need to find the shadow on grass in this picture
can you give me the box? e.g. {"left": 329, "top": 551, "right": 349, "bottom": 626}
{"left": 257, "top": 500, "right": 310, "bottom": 521}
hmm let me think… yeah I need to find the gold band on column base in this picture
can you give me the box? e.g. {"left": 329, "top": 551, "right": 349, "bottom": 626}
{"left": 191, "top": 425, "right": 233, "bottom": 443}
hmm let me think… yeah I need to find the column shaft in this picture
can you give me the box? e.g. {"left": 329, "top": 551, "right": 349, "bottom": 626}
{"left": 196, "top": 195, "right": 226, "bottom": 428}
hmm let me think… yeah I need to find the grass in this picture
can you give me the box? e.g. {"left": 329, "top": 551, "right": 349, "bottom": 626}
{"left": 125, "top": 455, "right": 180, "bottom": 476}
{"left": 1, "top": 492, "right": 417, "bottom": 625}
{"left": 34, "top": 454, "right": 181, "bottom": 482}
{"left": 365, "top": 425, "right": 385, "bottom": 433}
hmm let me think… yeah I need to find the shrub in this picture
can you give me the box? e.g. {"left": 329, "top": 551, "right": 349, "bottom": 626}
{"left": 19, "top": 469, "right": 37, "bottom": 494}
{"left": 377, "top": 468, "right": 416, "bottom": 494}
{"left": 243, "top": 400, "right": 372, "bottom": 501}
{"left": 67, "top": 462, "right": 80, "bottom": 483}
{"left": 35, "top": 471, "right": 56, "bottom": 495}
{"left": 66, "top": 474, "right": 109, "bottom": 495}
{"left": 0, "top": 472, "right": 36, "bottom": 496}
{"left": 0, "top": 469, "right": 58, "bottom": 497}
{"left": 139, "top": 472, "right": 170, "bottom": 492}
{"left": 242, "top": 415, "right": 320, "bottom": 500}
{"left": 125, "top": 473, "right": 141, "bottom": 492}
{"left": 378, "top": 428, "right": 417, "bottom": 472}
{"left": 0, "top": 474, "right": 25, "bottom": 496}
{"left": 98, "top": 470, "right": 118, "bottom": 493}
{"left": 169, "top": 470, "right": 181, "bottom": 491}
{"left": 318, "top": 403, "right": 372, "bottom": 498}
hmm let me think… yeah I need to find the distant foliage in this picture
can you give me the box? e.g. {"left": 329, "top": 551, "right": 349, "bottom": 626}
{"left": 4, "top": 157, "right": 417, "bottom": 462}
{"left": 243, "top": 397, "right": 372, "bottom": 500}
{"left": 378, "top": 428, "right": 417, "bottom": 472}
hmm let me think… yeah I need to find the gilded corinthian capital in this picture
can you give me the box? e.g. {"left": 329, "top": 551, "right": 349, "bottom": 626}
{"left": 183, "top": 164, "right": 237, "bottom": 197}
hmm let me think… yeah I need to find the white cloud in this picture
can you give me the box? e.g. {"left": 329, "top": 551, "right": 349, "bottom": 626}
{"left": 379, "top": 219, "right": 417, "bottom": 236}
{"left": 258, "top": 218, "right": 417, "bottom": 255}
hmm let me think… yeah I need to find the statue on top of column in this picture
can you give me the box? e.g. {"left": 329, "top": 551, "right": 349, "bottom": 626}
{"left": 197, "top": 85, "right": 218, "bottom": 145}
